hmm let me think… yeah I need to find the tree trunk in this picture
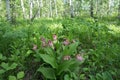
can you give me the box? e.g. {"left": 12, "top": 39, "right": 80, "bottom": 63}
{"left": 70, "top": 0, "right": 74, "bottom": 18}
{"left": 29, "top": 0, "right": 33, "bottom": 19}
{"left": 95, "top": 0, "right": 98, "bottom": 16}
{"left": 20, "top": 0, "right": 26, "bottom": 19}
{"left": 0, "top": 0, "right": 1, "bottom": 10}
{"left": 39, "top": 0, "right": 43, "bottom": 17}
{"left": 37, "top": 0, "right": 40, "bottom": 18}
{"left": 49, "top": 0, "right": 52, "bottom": 17}
{"left": 6, "top": 0, "right": 11, "bottom": 21}
{"left": 54, "top": 0, "right": 58, "bottom": 17}
{"left": 118, "top": 0, "right": 120, "bottom": 19}
{"left": 90, "top": 0, "right": 94, "bottom": 17}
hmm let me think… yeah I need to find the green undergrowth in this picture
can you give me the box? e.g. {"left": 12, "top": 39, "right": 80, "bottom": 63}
{"left": 0, "top": 18, "right": 120, "bottom": 80}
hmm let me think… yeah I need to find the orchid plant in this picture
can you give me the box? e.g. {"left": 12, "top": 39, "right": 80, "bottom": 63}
{"left": 32, "top": 34, "right": 85, "bottom": 80}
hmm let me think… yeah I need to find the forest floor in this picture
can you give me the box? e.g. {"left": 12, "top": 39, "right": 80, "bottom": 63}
{"left": 0, "top": 17, "right": 120, "bottom": 80}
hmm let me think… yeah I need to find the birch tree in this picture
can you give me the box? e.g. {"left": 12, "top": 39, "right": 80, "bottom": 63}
{"left": 90, "top": 0, "right": 94, "bottom": 17}
{"left": 21, "top": 0, "right": 26, "bottom": 19}
{"left": 54, "top": 0, "right": 58, "bottom": 17}
{"left": 37, "top": 0, "right": 40, "bottom": 18}
{"left": 39, "top": 0, "right": 43, "bottom": 16}
{"left": 29, "top": 0, "right": 33, "bottom": 19}
{"left": 95, "top": 0, "right": 98, "bottom": 16}
{"left": 6, "top": 0, "right": 11, "bottom": 21}
{"left": 118, "top": 0, "right": 120, "bottom": 19}
{"left": 49, "top": 0, "right": 52, "bottom": 17}
{"left": 70, "top": 0, "right": 74, "bottom": 18}
{"left": 0, "top": 0, "right": 1, "bottom": 10}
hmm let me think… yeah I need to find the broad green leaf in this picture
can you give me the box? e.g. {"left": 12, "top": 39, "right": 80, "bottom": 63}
{"left": 1, "top": 62, "right": 9, "bottom": 70}
{"left": 89, "top": 75, "right": 96, "bottom": 80}
{"left": 25, "top": 50, "right": 33, "bottom": 57}
{"left": 64, "top": 74, "right": 70, "bottom": 80}
{"left": 68, "top": 42, "right": 79, "bottom": 54}
{"left": 40, "top": 54, "right": 57, "bottom": 68}
{"left": 57, "top": 60, "right": 76, "bottom": 75}
{"left": 44, "top": 47, "right": 53, "bottom": 55}
{"left": 102, "top": 72, "right": 113, "bottom": 80}
{"left": 80, "top": 74, "right": 85, "bottom": 79}
{"left": 37, "top": 67, "right": 56, "bottom": 79}
{"left": 63, "top": 42, "right": 78, "bottom": 55}
{"left": 0, "top": 69, "right": 5, "bottom": 74}
{"left": 17, "top": 71, "right": 24, "bottom": 79}
{"left": 2, "top": 56, "right": 7, "bottom": 60}
{"left": 9, "top": 76, "right": 16, "bottom": 80}
{"left": 9, "top": 63, "right": 18, "bottom": 70}
{"left": 69, "top": 61, "right": 80, "bottom": 72}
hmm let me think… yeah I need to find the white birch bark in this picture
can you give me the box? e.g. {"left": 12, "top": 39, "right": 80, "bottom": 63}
{"left": 37, "top": 0, "right": 40, "bottom": 18}
{"left": 6, "top": 0, "right": 11, "bottom": 21}
{"left": 49, "top": 0, "right": 52, "bottom": 17}
{"left": 29, "top": 0, "right": 33, "bottom": 19}
{"left": 0, "top": 0, "right": 2, "bottom": 11}
{"left": 40, "top": 0, "right": 43, "bottom": 17}
{"left": 118, "top": 0, "right": 120, "bottom": 18}
{"left": 54, "top": 0, "right": 58, "bottom": 17}
{"left": 70, "top": 0, "right": 74, "bottom": 18}
{"left": 20, "top": 0, "right": 26, "bottom": 19}
{"left": 0, "top": 0, "right": 1, "bottom": 9}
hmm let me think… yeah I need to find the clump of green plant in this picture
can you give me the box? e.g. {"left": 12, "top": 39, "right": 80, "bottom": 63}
{"left": 32, "top": 34, "right": 85, "bottom": 80}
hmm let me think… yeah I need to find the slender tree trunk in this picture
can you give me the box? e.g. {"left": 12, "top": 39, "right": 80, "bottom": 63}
{"left": 90, "top": 0, "right": 94, "bottom": 17}
{"left": 118, "top": 0, "right": 120, "bottom": 19}
{"left": 29, "top": 0, "right": 33, "bottom": 19}
{"left": 63, "top": 0, "right": 67, "bottom": 17}
{"left": 11, "top": 0, "right": 16, "bottom": 23}
{"left": 54, "top": 0, "right": 58, "bottom": 17}
{"left": 95, "top": 0, "right": 98, "bottom": 16}
{"left": 20, "top": 0, "right": 26, "bottom": 19}
{"left": 40, "top": 0, "right": 43, "bottom": 17}
{"left": 107, "top": 0, "right": 111, "bottom": 15}
{"left": 79, "top": 0, "right": 82, "bottom": 16}
{"left": 0, "top": 0, "right": 1, "bottom": 10}
{"left": 6, "top": 0, "right": 11, "bottom": 21}
{"left": 49, "top": 0, "right": 52, "bottom": 17}
{"left": 37, "top": 0, "right": 40, "bottom": 18}
{"left": 70, "top": 0, "right": 74, "bottom": 18}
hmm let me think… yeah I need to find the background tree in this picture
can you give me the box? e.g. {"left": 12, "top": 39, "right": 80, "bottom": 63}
{"left": 21, "top": 0, "right": 26, "bottom": 19}
{"left": 90, "top": 0, "right": 94, "bottom": 17}
{"left": 0, "top": 0, "right": 118, "bottom": 21}
{"left": 6, "top": 0, "right": 11, "bottom": 21}
{"left": 118, "top": 0, "right": 120, "bottom": 19}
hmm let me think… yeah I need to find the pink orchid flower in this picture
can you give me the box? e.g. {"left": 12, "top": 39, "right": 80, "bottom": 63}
{"left": 63, "top": 39, "right": 69, "bottom": 45}
{"left": 53, "top": 34, "right": 57, "bottom": 41}
{"left": 48, "top": 40, "right": 53, "bottom": 47}
{"left": 40, "top": 37, "right": 47, "bottom": 47}
{"left": 63, "top": 55, "right": 71, "bottom": 60}
{"left": 76, "top": 54, "right": 83, "bottom": 61}
{"left": 32, "top": 44, "right": 37, "bottom": 50}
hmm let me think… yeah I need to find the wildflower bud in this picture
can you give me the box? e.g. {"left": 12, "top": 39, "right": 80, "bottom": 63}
{"left": 40, "top": 37, "right": 45, "bottom": 42}
{"left": 63, "top": 39, "right": 69, "bottom": 45}
{"left": 76, "top": 54, "right": 83, "bottom": 61}
{"left": 42, "top": 41, "right": 47, "bottom": 47}
{"left": 48, "top": 40, "right": 53, "bottom": 47}
{"left": 32, "top": 44, "right": 37, "bottom": 50}
{"left": 63, "top": 55, "right": 71, "bottom": 60}
{"left": 40, "top": 37, "right": 47, "bottom": 47}
{"left": 72, "top": 40, "right": 76, "bottom": 43}
{"left": 53, "top": 34, "right": 57, "bottom": 41}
